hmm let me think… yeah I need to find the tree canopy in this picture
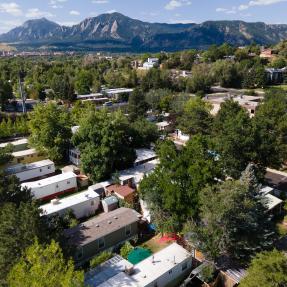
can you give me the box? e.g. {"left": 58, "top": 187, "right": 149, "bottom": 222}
{"left": 29, "top": 103, "right": 72, "bottom": 163}
{"left": 8, "top": 240, "right": 84, "bottom": 287}
{"left": 189, "top": 165, "right": 275, "bottom": 261}
{"left": 240, "top": 250, "right": 287, "bottom": 287}
{"left": 72, "top": 109, "right": 136, "bottom": 182}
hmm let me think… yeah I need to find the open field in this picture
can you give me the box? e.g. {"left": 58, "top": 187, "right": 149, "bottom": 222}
{"left": 0, "top": 43, "right": 16, "bottom": 52}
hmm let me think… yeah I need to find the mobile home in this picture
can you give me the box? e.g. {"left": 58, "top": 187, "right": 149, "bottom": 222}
{"left": 40, "top": 188, "right": 100, "bottom": 219}
{"left": 0, "top": 138, "right": 28, "bottom": 152}
{"left": 65, "top": 207, "right": 140, "bottom": 264}
{"left": 21, "top": 172, "right": 77, "bottom": 200}
{"left": 95, "top": 243, "right": 193, "bottom": 287}
{"left": 5, "top": 159, "right": 55, "bottom": 182}
{"left": 11, "top": 148, "right": 45, "bottom": 165}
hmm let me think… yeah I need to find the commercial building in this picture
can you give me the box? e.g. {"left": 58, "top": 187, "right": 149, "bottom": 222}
{"left": 21, "top": 172, "right": 77, "bottom": 200}
{"left": 5, "top": 159, "right": 55, "bottom": 182}
{"left": 40, "top": 187, "right": 100, "bottom": 219}
{"left": 64, "top": 207, "right": 141, "bottom": 264}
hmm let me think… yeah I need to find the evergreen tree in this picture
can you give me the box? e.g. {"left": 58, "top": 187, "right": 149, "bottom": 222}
{"left": 190, "top": 168, "right": 275, "bottom": 261}
{"left": 128, "top": 88, "right": 149, "bottom": 121}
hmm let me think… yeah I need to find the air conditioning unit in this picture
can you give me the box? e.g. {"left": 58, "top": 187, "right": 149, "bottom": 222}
{"left": 51, "top": 198, "right": 60, "bottom": 205}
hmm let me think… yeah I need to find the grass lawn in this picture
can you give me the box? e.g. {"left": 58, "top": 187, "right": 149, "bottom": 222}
{"left": 139, "top": 234, "right": 173, "bottom": 254}
{"left": 268, "top": 85, "right": 287, "bottom": 91}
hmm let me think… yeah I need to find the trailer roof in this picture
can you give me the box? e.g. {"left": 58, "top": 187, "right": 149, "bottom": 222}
{"left": 40, "top": 188, "right": 99, "bottom": 216}
{"left": 21, "top": 172, "right": 77, "bottom": 189}
{"left": 5, "top": 159, "right": 54, "bottom": 175}
{"left": 64, "top": 207, "right": 140, "bottom": 247}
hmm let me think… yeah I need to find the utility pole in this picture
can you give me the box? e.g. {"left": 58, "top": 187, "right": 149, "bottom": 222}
{"left": 18, "top": 71, "right": 26, "bottom": 114}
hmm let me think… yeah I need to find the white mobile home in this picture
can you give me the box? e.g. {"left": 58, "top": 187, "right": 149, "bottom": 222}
{"left": 40, "top": 188, "right": 100, "bottom": 219}
{"left": 21, "top": 172, "right": 77, "bottom": 200}
{"left": 97, "top": 243, "right": 193, "bottom": 287}
{"left": 134, "top": 149, "right": 157, "bottom": 167}
{"left": 0, "top": 138, "right": 28, "bottom": 152}
{"left": 5, "top": 159, "right": 55, "bottom": 182}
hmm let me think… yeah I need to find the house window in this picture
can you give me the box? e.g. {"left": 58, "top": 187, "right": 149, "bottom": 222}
{"left": 67, "top": 181, "right": 70, "bottom": 184}
{"left": 98, "top": 238, "right": 105, "bottom": 249}
{"left": 154, "top": 283, "right": 158, "bottom": 287}
{"left": 125, "top": 225, "right": 131, "bottom": 236}
{"left": 182, "top": 262, "right": 188, "bottom": 271}
{"left": 169, "top": 270, "right": 172, "bottom": 275}
{"left": 91, "top": 200, "right": 94, "bottom": 206}
{"left": 48, "top": 166, "right": 51, "bottom": 170}
{"left": 39, "top": 168, "right": 42, "bottom": 172}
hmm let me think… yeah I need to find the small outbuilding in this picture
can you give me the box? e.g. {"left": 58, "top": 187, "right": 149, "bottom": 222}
{"left": 102, "top": 196, "right": 119, "bottom": 213}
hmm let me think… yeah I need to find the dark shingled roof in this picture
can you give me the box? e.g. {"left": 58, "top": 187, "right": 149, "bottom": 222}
{"left": 64, "top": 207, "right": 140, "bottom": 247}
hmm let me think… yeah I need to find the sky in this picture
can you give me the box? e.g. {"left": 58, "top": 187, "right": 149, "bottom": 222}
{"left": 0, "top": 0, "right": 286, "bottom": 33}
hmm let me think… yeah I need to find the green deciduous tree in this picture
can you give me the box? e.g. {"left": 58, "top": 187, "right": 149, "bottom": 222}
{"left": 0, "top": 173, "right": 32, "bottom": 206}
{"left": 0, "top": 144, "right": 13, "bottom": 168}
{"left": 50, "top": 74, "right": 75, "bottom": 102}
{"left": 140, "top": 137, "right": 221, "bottom": 230}
{"left": 72, "top": 109, "right": 136, "bottom": 182}
{"left": 178, "top": 97, "right": 213, "bottom": 136}
{"left": 0, "top": 202, "right": 46, "bottom": 285}
{"left": 240, "top": 250, "right": 287, "bottom": 287}
{"left": 211, "top": 60, "right": 241, "bottom": 88}
{"left": 75, "top": 70, "right": 93, "bottom": 95}
{"left": 29, "top": 103, "right": 72, "bottom": 163}
{"left": 130, "top": 118, "right": 159, "bottom": 148}
{"left": 253, "top": 90, "right": 287, "bottom": 169}
{"left": 186, "top": 63, "right": 213, "bottom": 94}
{"left": 8, "top": 240, "right": 84, "bottom": 287}
{"left": 213, "top": 99, "right": 255, "bottom": 179}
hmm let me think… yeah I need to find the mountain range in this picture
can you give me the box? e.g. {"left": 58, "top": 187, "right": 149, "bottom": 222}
{"left": 1, "top": 13, "right": 287, "bottom": 52}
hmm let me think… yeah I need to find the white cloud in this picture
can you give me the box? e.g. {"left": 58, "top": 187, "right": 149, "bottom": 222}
{"left": 0, "top": 2, "right": 22, "bottom": 16}
{"left": 217, "top": 0, "right": 286, "bottom": 15}
{"left": 57, "top": 21, "right": 77, "bottom": 26}
{"left": 248, "top": 0, "right": 286, "bottom": 6}
{"left": 106, "top": 9, "right": 117, "bottom": 13}
{"left": 169, "top": 19, "right": 195, "bottom": 24}
{"left": 238, "top": 4, "right": 249, "bottom": 10}
{"left": 49, "top": 0, "right": 67, "bottom": 9}
{"left": 216, "top": 6, "right": 237, "bottom": 14}
{"left": 69, "top": 10, "right": 80, "bottom": 15}
{"left": 0, "top": 19, "right": 22, "bottom": 32}
{"left": 165, "top": 0, "right": 191, "bottom": 10}
{"left": 25, "top": 8, "right": 54, "bottom": 18}
{"left": 92, "top": 0, "right": 109, "bottom": 4}
{"left": 216, "top": 7, "right": 228, "bottom": 12}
